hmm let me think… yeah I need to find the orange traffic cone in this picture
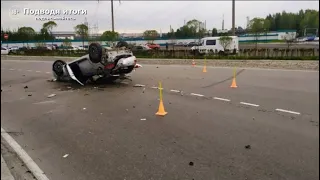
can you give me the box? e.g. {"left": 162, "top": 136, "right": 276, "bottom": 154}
{"left": 156, "top": 82, "right": 167, "bottom": 116}
{"left": 230, "top": 77, "right": 237, "bottom": 88}
{"left": 202, "top": 65, "right": 207, "bottom": 73}
{"left": 156, "top": 99, "right": 167, "bottom": 116}
{"left": 192, "top": 60, "right": 196, "bottom": 67}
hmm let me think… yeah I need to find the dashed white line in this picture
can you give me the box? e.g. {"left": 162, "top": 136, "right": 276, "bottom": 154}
{"left": 213, "top": 97, "right": 231, "bottom": 102}
{"left": 275, "top": 108, "right": 301, "bottom": 115}
{"left": 1, "top": 127, "right": 50, "bottom": 180}
{"left": 36, "top": 71, "right": 41, "bottom": 73}
{"left": 170, "top": 89, "right": 180, "bottom": 93}
{"left": 45, "top": 72, "right": 51, "bottom": 74}
{"left": 190, "top": 93, "right": 204, "bottom": 97}
{"left": 240, "top": 102, "right": 260, "bottom": 107}
{"left": 27, "top": 70, "right": 32, "bottom": 72}
{"left": 17, "top": 69, "right": 22, "bottom": 71}
{"left": 9, "top": 68, "right": 15, "bottom": 70}
{"left": 150, "top": 87, "right": 163, "bottom": 90}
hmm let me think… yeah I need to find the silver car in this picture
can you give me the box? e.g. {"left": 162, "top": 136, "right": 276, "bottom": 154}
{"left": 52, "top": 43, "right": 142, "bottom": 85}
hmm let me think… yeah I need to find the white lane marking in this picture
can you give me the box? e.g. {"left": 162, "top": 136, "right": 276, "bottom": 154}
{"left": 45, "top": 72, "right": 51, "bottom": 74}
{"left": 275, "top": 108, "right": 301, "bottom": 115}
{"left": 36, "top": 71, "right": 41, "bottom": 73}
{"left": 240, "top": 102, "right": 260, "bottom": 107}
{"left": 9, "top": 68, "right": 15, "bottom": 70}
{"left": 33, "top": 100, "right": 56, "bottom": 105}
{"left": 214, "top": 97, "right": 231, "bottom": 102}
{"left": 190, "top": 93, "right": 204, "bottom": 97}
{"left": 150, "top": 87, "right": 163, "bottom": 90}
{"left": 17, "top": 69, "right": 22, "bottom": 71}
{"left": 1, "top": 127, "right": 50, "bottom": 180}
{"left": 170, "top": 89, "right": 180, "bottom": 93}
{"left": 27, "top": 70, "right": 32, "bottom": 72}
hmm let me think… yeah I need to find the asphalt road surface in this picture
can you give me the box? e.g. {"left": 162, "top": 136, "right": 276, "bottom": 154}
{"left": 1, "top": 59, "right": 319, "bottom": 180}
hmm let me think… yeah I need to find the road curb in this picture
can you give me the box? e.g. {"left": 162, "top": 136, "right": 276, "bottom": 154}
{"left": 1, "top": 127, "right": 50, "bottom": 180}
{"left": 1, "top": 154, "right": 15, "bottom": 180}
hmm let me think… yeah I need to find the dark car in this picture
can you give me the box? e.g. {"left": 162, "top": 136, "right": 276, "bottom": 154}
{"left": 184, "top": 42, "right": 199, "bottom": 47}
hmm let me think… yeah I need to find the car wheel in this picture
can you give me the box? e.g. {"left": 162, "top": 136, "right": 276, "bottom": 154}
{"left": 89, "top": 43, "right": 103, "bottom": 63}
{"left": 52, "top": 60, "right": 66, "bottom": 77}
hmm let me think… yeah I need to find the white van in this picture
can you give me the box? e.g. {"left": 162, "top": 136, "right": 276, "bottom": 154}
{"left": 191, "top": 36, "right": 239, "bottom": 54}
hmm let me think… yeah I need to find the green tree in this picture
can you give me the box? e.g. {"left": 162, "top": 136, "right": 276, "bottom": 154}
{"left": 17, "top": 27, "right": 36, "bottom": 45}
{"left": 42, "top": 21, "right": 57, "bottom": 43}
{"left": 248, "top": 18, "right": 270, "bottom": 48}
{"left": 264, "top": 9, "right": 319, "bottom": 37}
{"left": 172, "top": 19, "right": 206, "bottom": 39}
{"left": 100, "top": 31, "right": 119, "bottom": 41}
{"left": 219, "top": 36, "right": 233, "bottom": 51}
{"left": 74, "top": 24, "right": 89, "bottom": 47}
{"left": 143, "top": 30, "right": 159, "bottom": 43}
{"left": 212, "top": 28, "right": 218, "bottom": 36}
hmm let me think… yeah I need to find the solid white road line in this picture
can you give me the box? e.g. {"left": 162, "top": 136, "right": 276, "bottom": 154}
{"left": 240, "top": 102, "right": 260, "bottom": 107}
{"left": 190, "top": 93, "right": 204, "bottom": 97}
{"left": 170, "top": 89, "right": 180, "bottom": 93}
{"left": 275, "top": 108, "right": 301, "bottom": 115}
{"left": 1, "top": 127, "right": 50, "bottom": 180}
{"left": 213, "top": 97, "right": 231, "bottom": 102}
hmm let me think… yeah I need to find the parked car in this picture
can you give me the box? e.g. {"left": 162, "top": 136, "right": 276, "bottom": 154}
{"left": 184, "top": 42, "right": 199, "bottom": 47}
{"left": 52, "top": 43, "right": 142, "bottom": 85}
{"left": 131, "top": 45, "right": 151, "bottom": 51}
{"left": 146, "top": 43, "right": 160, "bottom": 50}
{"left": 78, "top": 45, "right": 89, "bottom": 50}
{"left": 1, "top": 47, "right": 9, "bottom": 55}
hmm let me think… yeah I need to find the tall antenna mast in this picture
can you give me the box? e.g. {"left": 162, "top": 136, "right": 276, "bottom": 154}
{"left": 222, "top": 14, "right": 224, "bottom": 30}
{"left": 111, "top": 0, "right": 114, "bottom": 32}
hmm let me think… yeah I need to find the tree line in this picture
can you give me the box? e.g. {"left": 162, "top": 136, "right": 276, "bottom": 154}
{"left": 1, "top": 9, "right": 318, "bottom": 44}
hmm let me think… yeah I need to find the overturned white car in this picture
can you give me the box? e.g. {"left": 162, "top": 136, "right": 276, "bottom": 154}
{"left": 52, "top": 43, "right": 141, "bottom": 85}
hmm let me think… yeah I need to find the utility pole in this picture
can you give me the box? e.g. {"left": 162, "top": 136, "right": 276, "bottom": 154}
{"left": 232, "top": 0, "right": 235, "bottom": 36}
{"left": 111, "top": 0, "right": 115, "bottom": 32}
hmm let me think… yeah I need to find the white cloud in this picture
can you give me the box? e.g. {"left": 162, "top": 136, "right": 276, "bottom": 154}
{"left": 1, "top": 1, "right": 319, "bottom": 33}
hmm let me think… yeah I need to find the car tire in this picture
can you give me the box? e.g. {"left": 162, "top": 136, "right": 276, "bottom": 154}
{"left": 89, "top": 43, "right": 103, "bottom": 63}
{"left": 52, "top": 60, "right": 66, "bottom": 77}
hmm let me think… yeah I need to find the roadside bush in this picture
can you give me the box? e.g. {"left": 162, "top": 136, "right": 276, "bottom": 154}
{"left": 9, "top": 48, "right": 319, "bottom": 61}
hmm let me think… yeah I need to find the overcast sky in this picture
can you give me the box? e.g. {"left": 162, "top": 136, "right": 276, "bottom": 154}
{"left": 1, "top": 1, "right": 319, "bottom": 33}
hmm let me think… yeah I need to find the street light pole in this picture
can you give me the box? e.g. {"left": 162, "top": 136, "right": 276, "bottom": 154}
{"left": 111, "top": 0, "right": 115, "bottom": 32}
{"left": 232, "top": 0, "right": 235, "bottom": 36}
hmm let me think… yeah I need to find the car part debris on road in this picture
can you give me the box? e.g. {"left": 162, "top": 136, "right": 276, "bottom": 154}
{"left": 133, "top": 84, "right": 145, "bottom": 87}
{"left": 47, "top": 94, "right": 56, "bottom": 98}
